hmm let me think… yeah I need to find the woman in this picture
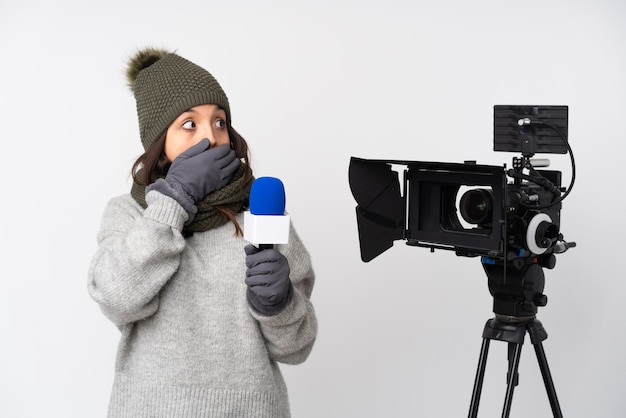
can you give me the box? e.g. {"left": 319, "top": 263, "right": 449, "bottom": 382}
{"left": 88, "top": 47, "right": 317, "bottom": 417}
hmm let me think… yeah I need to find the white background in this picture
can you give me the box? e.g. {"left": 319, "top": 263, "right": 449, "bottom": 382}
{"left": 1, "top": 1, "right": 624, "bottom": 417}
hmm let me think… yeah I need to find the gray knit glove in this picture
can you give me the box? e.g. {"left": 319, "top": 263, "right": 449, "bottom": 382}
{"left": 244, "top": 244, "right": 293, "bottom": 316}
{"left": 147, "top": 139, "right": 239, "bottom": 221}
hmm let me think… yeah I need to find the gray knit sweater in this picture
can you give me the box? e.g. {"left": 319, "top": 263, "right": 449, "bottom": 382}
{"left": 88, "top": 191, "right": 317, "bottom": 417}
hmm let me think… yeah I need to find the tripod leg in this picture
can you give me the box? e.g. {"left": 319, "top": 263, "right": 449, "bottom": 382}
{"left": 533, "top": 341, "right": 563, "bottom": 418}
{"left": 507, "top": 343, "right": 520, "bottom": 387}
{"left": 468, "top": 338, "right": 490, "bottom": 418}
{"left": 502, "top": 343, "right": 523, "bottom": 418}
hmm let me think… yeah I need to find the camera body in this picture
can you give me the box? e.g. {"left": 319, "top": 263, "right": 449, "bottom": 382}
{"left": 405, "top": 159, "right": 562, "bottom": 261}
{"left": 349, "top": 157, "right": 561, "bottom": 263}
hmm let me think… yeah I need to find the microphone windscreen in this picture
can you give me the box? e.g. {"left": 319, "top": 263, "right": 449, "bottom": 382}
{"left": 250, "top": 177, "right": 286, "bottom": 215}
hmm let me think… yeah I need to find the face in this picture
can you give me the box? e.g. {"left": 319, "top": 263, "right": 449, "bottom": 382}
{"left": 164, "top": 104, "right": 230, "bottom": 162}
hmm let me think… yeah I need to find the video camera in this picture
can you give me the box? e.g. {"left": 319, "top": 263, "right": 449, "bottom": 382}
{"left": 349, "top": 105, "right": 575, "bottom": 266}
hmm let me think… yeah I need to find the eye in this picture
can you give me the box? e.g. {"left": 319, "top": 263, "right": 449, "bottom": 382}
{"left": 182, "top": 120, "right": 196, "bottom": 130}
{"left": 215, "top": 119, "right": 226, "bottom": 129}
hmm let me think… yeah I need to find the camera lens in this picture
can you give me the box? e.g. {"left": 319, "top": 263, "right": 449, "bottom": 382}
{"left": 460, "top": 189, "right": 493, "bottom": 225}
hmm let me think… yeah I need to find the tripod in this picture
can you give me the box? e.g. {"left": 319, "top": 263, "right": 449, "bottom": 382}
{"left": 468, "top": 260, "right": 563, "bottom": 418}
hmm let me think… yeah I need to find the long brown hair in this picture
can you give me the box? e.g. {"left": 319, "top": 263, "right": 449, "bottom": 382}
{"left": 131, "top": 125, "right": 253, "bottom": 235}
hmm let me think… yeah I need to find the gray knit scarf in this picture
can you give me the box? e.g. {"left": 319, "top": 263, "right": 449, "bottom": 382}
{"left": 131, "top": 164, "right": 254, "bottom": 235}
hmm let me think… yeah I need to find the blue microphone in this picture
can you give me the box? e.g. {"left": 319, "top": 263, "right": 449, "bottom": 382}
{"left": 250, "top": 177, "right": 286, "bottom": 215}
{"left": 244, "top": 177, "right": 290, "bottom": 249}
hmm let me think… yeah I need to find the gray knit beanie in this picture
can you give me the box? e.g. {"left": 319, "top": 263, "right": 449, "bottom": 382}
{"left": 126, "top": 48, "right": 231, "bottom": 151}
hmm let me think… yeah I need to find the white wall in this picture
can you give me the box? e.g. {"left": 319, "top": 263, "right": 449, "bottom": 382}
{"left": 1, "top": 0, "right": 624, "bottom": 416}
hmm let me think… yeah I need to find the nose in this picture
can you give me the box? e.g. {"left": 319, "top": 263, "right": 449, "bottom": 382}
{"left": 197, "top": 127, "right": 215, "bottom": 148}
{"left": 203, "top": 137, "right": 214, "bottom": 149}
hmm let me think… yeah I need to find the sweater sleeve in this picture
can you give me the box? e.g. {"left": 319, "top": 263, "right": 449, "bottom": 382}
{"left": 87, "top": 191, "right": 188, "bottom": 327}
{"left": 248, "top": 224, "right": 318, "bottom": 365}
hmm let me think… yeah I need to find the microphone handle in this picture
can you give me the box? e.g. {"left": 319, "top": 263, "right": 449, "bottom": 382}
{"left": 258, "top": 244, "right": 274, "bottom": 250}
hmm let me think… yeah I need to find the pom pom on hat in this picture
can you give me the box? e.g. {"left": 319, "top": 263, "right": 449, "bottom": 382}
{"left": 126, "top": 47, "right": 231, "bottom": 151}
{"left": 126, "top": 47, "right": 170, "bottom": 92}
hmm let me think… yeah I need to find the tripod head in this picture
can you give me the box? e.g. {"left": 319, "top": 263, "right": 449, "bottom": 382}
{"left": 483, "top": 257, "right": 548, "bottom": 319}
